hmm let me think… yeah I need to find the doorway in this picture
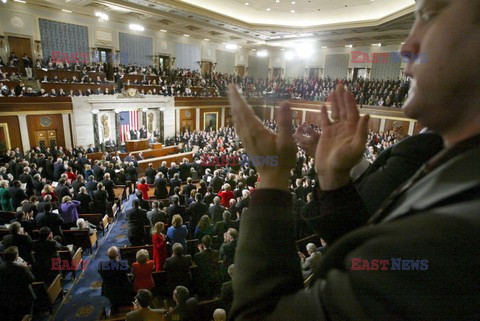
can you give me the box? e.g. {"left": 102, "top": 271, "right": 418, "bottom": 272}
{"left": 353, "top": 68, "right": 367, "bottom": 80}
{"left": 309, "top": 68, "right": 320, "bottom": 80}
{"left": 35, "top": 130, "right": 57, "bottom": 150}
{"left": 8, "top": 36, "right": 32, "bottom": 73}
{"left": 158, "top": 55, "right": 170, "bottom": 75}
{"left": 236, "top": 66, "right": 245, "bottom": 77}
{"left": 202, "top": 61, "right": 213, "bottom": 75}
{"left": 97, "top": 47, "right": 113, "bottom": 80}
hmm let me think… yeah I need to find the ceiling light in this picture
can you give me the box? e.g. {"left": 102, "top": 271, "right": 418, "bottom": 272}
{"left": 129, "top": 24, "right": 144, "bottom": 31}
{"left": 372, "top": 43, "right": 382, "bottom": 47}
{"left": 252, "top": 49, "right": 256, "bottom": 51}
{"left": 266, "top": 8, "right": 271, "bottom": 11}
{"left": 321, "top": 46, "right": 328, "bottom": 49}
{"left": 276, "top": 0, "right": 280, "bottom": 2}
{"left": 204, "top": 38, "right": 210, "bottom": 41}
{"left": 184, "top": 34, "right": 190, "bottom": 37}
{"left": 1, "top": 0, "right": 6, "bottom": 3}
{"left": 401, "top": 42, "right": 406, "bottom": 45}
{"left": 345, "top": 44, "right": 353, "bottom": 48}
{"left": 226, "top": 44, "right": 238, "bottom": 50}
{"left": 14, "top": 0, "right": 26, "bottom": 3}
{"left": 62, "top": 9, "right": 72, "bottom": 13}
{"left": 291, "top": 1, "right": 295, "bottom": 4}
{"left": 160, "top": 29, "right": 167, "bottom": 32}
{"left": 290, "top": 9, "right": 295, "bottom": 13}
{"left": 257, "top": 50, "right": 268, "bottom": 57}
{"left": 95, "top": 11, "right": 109, "bottom": 22}
{"left": 295, "top": 43, "right": 313, "bottom": 58}
{"left": 244, "top": 2, "right": 249, "bottom": 5}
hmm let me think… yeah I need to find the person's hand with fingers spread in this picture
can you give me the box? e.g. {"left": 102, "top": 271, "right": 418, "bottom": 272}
{"left": 228, "top": 83, "right": 296, "bottom": 191}
{"left": 316, "top": 84, "right": 370, "bottom": 191}
{"left": 293, "top": 123, "right": 320, "bottom": 157}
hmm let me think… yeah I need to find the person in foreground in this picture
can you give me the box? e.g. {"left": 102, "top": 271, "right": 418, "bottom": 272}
{"left": 228, "top": 1, "right": 480, "bottom": 320}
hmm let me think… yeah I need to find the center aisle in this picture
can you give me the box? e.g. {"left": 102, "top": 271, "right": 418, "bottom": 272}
{"left": 51, "top": 208, "right": 130, "bottom": 321}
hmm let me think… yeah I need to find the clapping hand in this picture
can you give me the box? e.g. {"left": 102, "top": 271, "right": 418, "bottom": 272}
{"left": 293, "top": 123, "right": 320, "bottom": 157}
{"left": 315, "top": 84, "right": 369, "bottom": 190}
{"left": 228, "top": 84, "right": 296, "bottom": 191}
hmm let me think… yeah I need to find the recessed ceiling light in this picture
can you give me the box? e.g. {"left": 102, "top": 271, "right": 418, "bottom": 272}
{"left": 62, "top": 9, "right": 72, "bottom": 13}
{"left": 372, "top": 43, "right": 382, "bottom": 47}
{"left": 129, "top": 24, "right": 144, "bottom": 31}
{"left": 226, "top": 44, "right": 238, "bottom": 50}
{"left": 266, "top": 8, "right": 271, "bottom": 11}
{"left": 204, "top": 38, "right": 210, "bottom": 41}
{"left": 1, "top": 0, "right": 6, "bottom": 3}
{"left": 244, "top": 2, "right": 249, "bottom": 5}
{"left": 160, "top": 29, "right": 167, "bottom": 32}
{"left": 291, "top": 1, "right": 295, "bottom": 4}
{"left": 184, "top": 34, "right": 190, "bottom": 37}
{"left": 401, "top": 42, "right": 406, "bottom": 45}
{"left": 276, "top": 0, "right": 280, "bottom": 2}
{"left": 280, "top": 48, "right": 285, "bottom": 51}
{"left": 321, "top": 46, "right": 328, "bottom": 49}
{"left": 290, "top": 9, "right": 295, "bottom": 13}
{"left": 14, "top": 0, "right": 26, "bottom": 3}
{"left": 345, "top": 44, "right": 353, "bottom": 48}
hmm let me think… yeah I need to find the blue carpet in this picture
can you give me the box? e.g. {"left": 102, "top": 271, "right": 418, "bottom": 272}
{"left": 50, "top": 207, "right": 130, "bottom": 321}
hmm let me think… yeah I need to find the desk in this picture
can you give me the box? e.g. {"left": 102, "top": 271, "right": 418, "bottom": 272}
{"left": 126, "top": 139, "right": 149, "bottom": 152}
{"left": 151, "top": 143, "right": 163, "bottom": 150}
{"left": 36, "top": 69, "right": 106, "bottom": 80}
{"left": 85, "top": 152, "right": 104, "bottom": 161}
{"left": 137, "top": 152, "right": 193, "bottom": 174}
{"left": 117, "top": 146, "right": 177, "bottom": 159}
{"left": 41, "top": 83, "right": 115, "bottom": 93}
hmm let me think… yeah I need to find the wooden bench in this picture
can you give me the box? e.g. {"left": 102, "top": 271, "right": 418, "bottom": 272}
{"left": 0, "top": 211, "right": 16, "bottom": 224}
{"left": 102, "top": 214, "right": 110, "bottom": 233}
{"left": 63, "top": 229, "right": 98, "bottom": 254}
{"left": 0, "top": 228, "right": 10, "bottom": 239}
{"left": 59, "top": 247, "right": 83, "bottom": 279}
{"left": 119, "top": 245, "right": 154, "bottom": 267}
{"left": 32, "top": 274, "right": 63, "bottom": 314}
{"left": 79, "top": 213, "right": 103, "bottom": 227}
{"left": 197, "top": 298, "right": 222, "bottom": 321}
{"left": 295, "top": 234, "right": 321, "bottom": 255}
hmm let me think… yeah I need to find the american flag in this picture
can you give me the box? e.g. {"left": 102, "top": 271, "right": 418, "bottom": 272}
{"left": 119, "top": 111, "right": 138, "bottom": 143}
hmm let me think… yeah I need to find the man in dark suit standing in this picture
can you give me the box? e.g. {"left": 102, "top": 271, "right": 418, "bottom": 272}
{"left": 100, "top": 173, "right": 115, "bottom": 203}
{"left": 129, "top": 129, "right": 138, "bottom": 140}
{"left": 0, "top": 246, "right": 36, "bottom": 321}
{"left": 9, "top": 180, "right": 28, "bottom": 210}
{"left": 139, "top": 126, "right": 147, "bottom": 139}
{"left": 154, "top": 172, "right": 168, "bottom": 200}
{"left": 219, "top": 228, "right": 237, "bottom": 270}
{"left": 166, "top": 195, "right": 186, "bottom": 223}
{"left": 209, "top": 197, "right": 225, "bottom": 225}
{"left": 164, "top": 243, "right": 192, "bottom": 294}
{"left": 193, "top": 235, "right": 221, "bottom": 300}
{"left": 189, "top": 193, "right": 208, "bottom": 229}
{"left": 53, "top": 158, "right": 65, "bottom": 181}
{"left": 178, "top": 158, "right": 191, "bottom": 182}
{"left": 19, "top": 167, "right": 35, "bottom": 197}
{"left": 169, "top": 173, "right": 182, "bottom": 197}
{"left": 2, "top": 222, "right": 34, "bottom": 265}
{"left": 35, "top": 203, "right": 64, "bottom": 238}
{"left": 85, "top": 175, "right": 98, "bottom": 200}
{"left": 97, "top": 246, "right": 133, "bottom": 314}
{"left": 145, "top": 163, "right": 157, "bottom": 185}
{"left": 93, "top": 183, "right": 109, "bottom": 215}
{"left": 32, "top": 227, "right": 61, "bottom": 284}
{"left": 125, "top": 200, "right": 148, "bottom": 245}
{"left": 210, "top": 171, "right": 223, "bottom": 193}
{"left": 55, "top": 178, "right": 72, "bottom": 201}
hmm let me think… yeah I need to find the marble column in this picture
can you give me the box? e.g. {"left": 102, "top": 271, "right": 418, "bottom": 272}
{"left": 92, "top": 110, "right": 100, "bottom": 149}
{"left": 379, "top": 118, "right": 386, "bottom": 132}
{"left": 62, "top": 113, "right": 72, "bottom": 149}
{"left": 195, "top": 108, "right": 201, "bottom": 131}
{"left": 17, "top": 115, "right": 30, "bottom": 152}
{"left": 408, "top": 121, "right": 415, "bottom": 136}
{"left": 115, "top": 110, "right": 121, "bottom": 150}
{"left": 221, "top": 107, "right": 225, "bottom": 128}
{"left": 159, "top": 108, "right": 165, "bottom": 143}
{"left": 301, "top": 110, "right": 306, "bottom": 124}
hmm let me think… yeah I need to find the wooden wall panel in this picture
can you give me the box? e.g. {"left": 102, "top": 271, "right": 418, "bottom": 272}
{"left": 291, "top": 109, "right": 302, "bottom": 126}
{"left": 368, "top": 117, "right": 381, "bottom": 132}
{"left": 305, "top": 111, "right": 320, "bottom": 127}
{"left": 179, "top": 108, "right": 196, "bottom": 132}
{"left": 200, "top": 108, "right": 222, "bottom": 131}
{"left": 0, "top": 116, "right": 22, "bottom": 152}
{"left": 26, "top": 114, "right": 65, "bottom": 150}
{"left": 384, "top": 119, "right": 409, "bottom": 134}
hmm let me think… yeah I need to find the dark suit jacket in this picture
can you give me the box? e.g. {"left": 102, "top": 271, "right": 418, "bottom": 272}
{"left": 154, "top": 178, "right": 168, "bottom": 200}
{"left": 209, "top": 204, "right": 225, "bottom": 224}
{"left": 167, "top": 204, "right": 186, "bottom": 222}
{"left": 189, "top": 201, "right": 208, "bottom": 226}
{"left": 169, "top": 178, "right": 182, "bottom": 196}
{"left": 145, "top": 168, "right": 157, "bottom": 185}
{"left": 355, "top": 132, "right": 444, "bottom": 215}
{"left": 98, "top": 259, "right": 133, "bottom": 306}
{"left": 164, "top": 255, "right": 192, "bottom": 290}
{"left": 35, "top": 211, "right": 64, "bottom": 237}
{"left": 2, "top": 233, "right": 34, "bottom": 264}
{"left": 193, "top": 249, "right": 221, "bottom": 298}
{"left": 55, "top": 184, "right": 72, "bottom": 201}
{"left": 100, "top": 179, "right": 115, "bottom": 202}
{"left": 0, "top": 262, "right": 35, "bottom": 311}
{"left": 9, "top": 186, "right": 27, "bottom": 209}
{"left": 230, "top": 142, "right": 480, "bottom": 321}
{"left": 126, "top": 208, "right": 148, "bottom": 239}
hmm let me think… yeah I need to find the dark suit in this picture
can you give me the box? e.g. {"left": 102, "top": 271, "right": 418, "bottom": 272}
{"left": 93, "top": 189, "right": 109, "bottom": 215}
{"left": 9, "top": 186, "right": 27, "bottom": 209}
{"left": 164, "top": 254, "right": 192, "bottom": 293}
{"left": 179, "top": 163, "right": 191, "bottom": 181}
{"left": 35, "top": 211, "right": 64, "bottom": 238}
{"left": 166, "top": 204, "right": 186, "bottom": 222}
{"left": 0, "top": 262, "right": 35, "bottom": 321}
{"left": 75, "top": 193, "right": 91, "bottom": 214}
{"left": 19, "top": 173, "right": 34, "bottom": 196}
{"left": 230, "top": 142, "right": 480, "bottom": 321}
{"left": 169, "top": 178, "right": 182, "bottom": 196}
{"left": 189, "top": 201, "right": 208, "bottom": 227}
{"left": 220, "top": 281, "right": 233, "bottom": 315}
{"left": 209, "top": 204, "right": 225, "bottom": 224}
{"left": 100, "top": 179, "right": 115, "bottom": 202}
{"left": 193, "top": 249, "right": 221, "bottom": 299}
{"left": 98, "top": 260, "right": 133, "bottom": 310}
{"left": 154, "top": 178, "right": 168, "bottom": 200}
{"left": 32, "top": 239, "right": 61, "bottom": 284}
{"left": 2, "top": 233, "right": 34, "bottom": 264}
{"left": 210, "top": 176, "right": 223, "bottom": 193}
{"left": 126, "top": 207, "right": 148, "bottom": 245}
{"left": 55, "top": 183, "right": 72, "bottom": 201}
{"left": 53, "top": 162, "right": 65, "bottom": 181}
{"left": 145, "top": 168, "right": 157, "bottom": 185}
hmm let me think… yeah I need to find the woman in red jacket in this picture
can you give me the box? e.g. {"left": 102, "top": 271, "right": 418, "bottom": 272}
{"left": 218, "top": 183, "right": 234, "bottom": 208}
{"left": 152, "top": 222, "right": 167, "bottom": 272}
{"left": 137, "top": 178, "right": 150, "bottom": 201}
{"left": 132, "top": 249, "right": 155, "bottom": 292}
